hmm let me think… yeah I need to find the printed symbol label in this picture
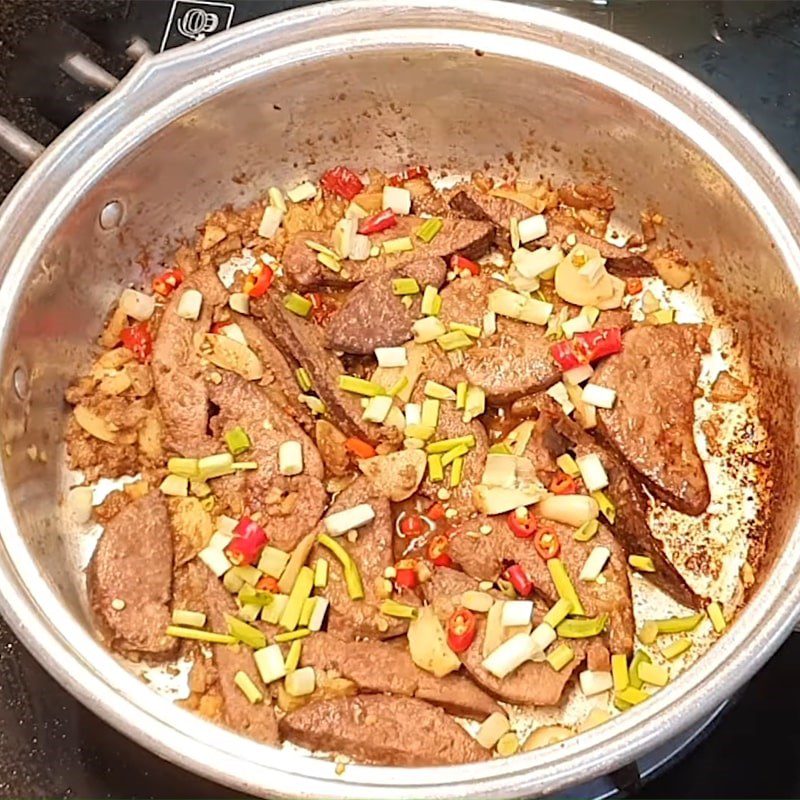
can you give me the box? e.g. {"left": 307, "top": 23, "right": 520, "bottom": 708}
{"left": 160, "top": 0, "right": 235, "bottom": 52}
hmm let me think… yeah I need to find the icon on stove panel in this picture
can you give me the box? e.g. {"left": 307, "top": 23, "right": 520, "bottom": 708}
{"left": 160, "top": 0, "right": 235, "bottom": 52}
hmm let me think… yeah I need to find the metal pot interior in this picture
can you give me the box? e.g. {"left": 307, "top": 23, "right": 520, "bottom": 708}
{"left": 1, "top": 3, "right": 799, "bottom": 797}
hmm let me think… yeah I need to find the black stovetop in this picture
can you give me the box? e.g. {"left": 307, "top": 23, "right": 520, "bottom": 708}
{"left": 2, "top": 1, "right": 800, "bottom": 797}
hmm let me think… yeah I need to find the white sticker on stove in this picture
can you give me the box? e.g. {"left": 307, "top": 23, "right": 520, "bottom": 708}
{"left": 160, "top": 0, "right": 235, "bottom": 52}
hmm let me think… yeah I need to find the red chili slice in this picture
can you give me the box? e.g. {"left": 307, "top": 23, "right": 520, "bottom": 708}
{"left": 549, "top": 473, "right": 578, "bottom": 495}
{"left": 450, "top": 254, "right": 480, "bottom": 276}
{"left": 506, "top": 564, "right": 534, "bottom": 597}
{"left": 226, "top": 517, "right": 269, "bottom": 566}
{"left": 426, "top": 502, "right": 446, "bottom": 522}
{"left": 320, "top": 166, "right": 365, "bottom": 200}
{"left": 400, "top": 514, "right": 424, "bottom": 536}
{"left": 152, "top": 268, "right": 184, "bottom": 297}
{"left": 626, "top": 277, "right": 643, "bottom": 295}
{"left": 119, "top": 323, "right": 153, "bottom": 363}
{"left": 395, "top": 567, "right": 418, "bottom": 590}
{"left": 244, "top": 265, "right": 274, "bottom": 297}
{"left": 447, "top": 607, "right": 477, "bottom": 653}
{"left": 426, "top": 534, "right": 453, "bottom": 567}
{"left": 533, "top": 526, "right": 561, "bottom": 561}
{"left": 358, "top": 209, "right": 397, "bottom": 235}
{"left": 551, "top": 327, "right": 622, "bottom": 372}
{"left": 405, "top": 165, "right": 429, "bottom": 180}
{"left": 507, "top": 509, "right": 537, "bottom": 539}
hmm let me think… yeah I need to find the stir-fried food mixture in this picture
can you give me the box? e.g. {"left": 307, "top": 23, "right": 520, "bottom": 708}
{"left": 65, "top": 164, "right": 761, "bottom": 765}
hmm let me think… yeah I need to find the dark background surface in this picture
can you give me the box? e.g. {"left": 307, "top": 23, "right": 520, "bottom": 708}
{"left": 1, "top": 1, "right": 800, "bottom": 797}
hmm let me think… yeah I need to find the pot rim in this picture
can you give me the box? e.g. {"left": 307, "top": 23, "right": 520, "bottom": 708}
{"left": 1, "top": 1, "right": 799, "bottom": 797}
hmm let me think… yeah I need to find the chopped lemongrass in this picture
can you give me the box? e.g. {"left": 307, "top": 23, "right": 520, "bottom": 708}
{"left": 226, "top": 615, "right": 267, "bottom": 649}
{"left": 198, "top": 452, "right": 234, "bottom": 480}
{"left": 382, "top": 185, "right": 412, "bottom": 215}
{"left": 628, "top": 650, "right": 651, "bottom": 689}
{"left": 160, "top": 474, "right": 189, "bottom": 497}
{"left": 543, "top": 598, "right": 573, "bottom": 628}
{"left": 628, "top": 554, "right": 656, "bottom": 572}
{"left": 450, "top": 456, "right": 465, "bottom": 488}
{"left": 278, "top": 440, "right": 304, "bottom": 476}
{"left": 379, "top": 600, "right": 419, "bottom": 619}
{"left": 455, "top": 381, "right": 468, "bottom": 410}
{"left": 662, "top": 638, "right": 692, "bottom": 660}
{"left": 421, "top": 398, "right": 440, "bottom": 429}
{"left": 476, "top": 712, "right": 511, "bottom": 749}
{"left": 234, "top": 671, "right": 263, "bottom": 704}
{"left": 413, "top": 315, "right": 447, "bottom": 343}
{"left": 317, "top": 533, "right": 364, "bottom": 600}
{"left": 295, "top": 367, "right": 312, "bottom": 392}
{"left": 274, "top": 628, "right": 311, "bottom": 643}
{"left": 555, "top": 453, "right": 580, "bottom": 477}
{"left": 404, "top": 424, "right": 435, "bottom": 440}
{"left": 441, "top": 443, "right": 469, "bottom": 466}
{"left": 177, "top": 289, "right": 203, "bottom": 321}
{"left": 421, "top": 285, "right": 441, "bottom": 316}
{"left": 279, "top": 566, "right": 314, "bottom": 631}
{"left": 268, "top": 186, "right": 287, "bottom": 212}
{"left": 375, "top": 347, "right": 408, "bottom": 368}
{"left": 287, "top": 181, "right": 317, "bottom": 203}
{"left": 547, "top": 559, "right": 586, "bottom": 616}
{"left": 362, "top": 395, "right": 394, "bottom": 423}
{"left": 547, "top": 644, "right": 575, "bottom": 672}
{"left": 482, "top": 633, "right": 536, "bottom": 679}
{"left": 592, "top": 490, "right": 616, "bottom": 523}
{"left": 199, "top": 546, "right": 232, "bottom": 577}
{"left": 576, "top": 453, "right": 608, "bottom": 493}
{"left": 448, "top": 321, "right": 482, "bottom": 338}
{"left": 308, "top": 596, "right": 329, "bottom": 631}
{"left": 437, "top": 330, "right": 474, "bottom": 351}
{"left": 231, "top": 564, "right": 261, "bottom": 587}
{"left": 612, "top": 654, "right": 629, "bottom": 692}
{"left": 530, "top": 622, "right": 557, "bottom": 653}
{"left": 424, "top": 380, "right": 456, "bottom": 400}
{"left": 463, "top": 385, "right": 486, "bottom": 422}
{"left": 332, "top": 217, "right": 357, "bottom": 259}
{"left": 502, "top": 600, "right": 534, "bottom": 628}
{"left": 225, "top": 426, "right": 251, "bottom": 455}
{"left": 285, "top": 665, "right": 316, "bottom": 697}
{"left": 582, "top": 383, "right": 617, "bottom": 409}
{"left": 707, "top": 602, "right": 727, "bottom": 633}
{"left": 338, "top": 375, "right": 385, "bottom": 396}
{"left": 261, "top": 593, "right": 289, "bottom": 625}
{"left": 416, "top": 217, "right": 443, "bottom": 243}
{"left": 388, "top": 376, "right": 409, "bottom": 397}
{"left": 392, "top": 277, "right": 420, "bottom": 295}
{"left": 258, "top": 546, "right": 290, "bottom": 579}
{"left": 579, "top": 546, "right": 611, "bottom": 581}
{"left": 284, "top": 292, "right": 312, "bottom": 317}
{"left": 324, "top": 503, "right": 376, "bottom": 536}
{"left": 254, "top": 644, "right": 286, "bottom": 683}
{"left": 284, "top": 639, "right": 303, "bottom": 672}
{"left": 638, "top": 662, "right": 669, "bottom": 687}
{"left": 427, "top": 454, "right": 444, "bottom": 482}
{"left": 579, "top": 669, "right": 613, "bottom": 696}
{"left": 557, "top": 614, "right": 608, "bottom": 638}
{"left": 314, "top": 558, "right": 329, "bottom": 588}
{"left": 171, "top": 609, "right": 207, "bottom": 628}
{"left": 166, "top": 626, "right": 236, "bottom": 645}
{"left": 517, "top": 214, "right": 548, "bottom": 243}
{"left": 383, "top": 236, "right": 414, "bottom": 254}
{"left": 427, "top": 435, "right": 476, "bottom": 453}
{"left": 638, "top": 621, "right": 659, "bottom": 645}
{"left": 574, "top": 519, "right": 600, "bottom": 542}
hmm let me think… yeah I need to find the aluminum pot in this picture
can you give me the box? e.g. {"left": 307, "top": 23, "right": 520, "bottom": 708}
{"left": 0, "top": 1, "right": 799, "bottom": 797}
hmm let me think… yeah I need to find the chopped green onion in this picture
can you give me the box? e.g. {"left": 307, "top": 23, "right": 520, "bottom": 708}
{"left": 547, "top": 558, "right": 586, "bottom": 616}
{"left": 237, "top": 603, "right": 261, "bottom": 622}
{"left": 574, "top": 519, "right": 599, "bottom": 542}
{"left": 191, "top": 480, "right": 212, "bottom": 498}
{"left": 171, "top": 609, "right": 206, "bottom": 628}
{"left": 638, "top": 661, "right": 669, "bottom": 687}
{"left": 299, "top": 597, "right": 315, "bottom": 627}
{"left": 662, "top": 638, "right": 692, "bottom": 660}
{"left": 238, "top": 585, "right": 274, "bottom": 607}
{"left": 426, "top": 435, "right": 476, "bottom": 454}
{"left": 295, "top": 367, "right": 312, "bottom": 392}
{"left": 416, "top": 217, "right": 443, "bottom": 243}
{"left": 314, "top": 558, "right": 329, "bottom": 589}
{"left": 488, "top": 442, "right": 512, "bottom": 455}
{"left": 317, "top": 252, "right": 341, "bottom": 273}
{"left": 424, "top": 380, "right": 456, "bottom": 400}
{"left": 284, "top": 292, "right": 312, "bottom": 317}
{"left": 383, "top": 236, "right": 414, "bottom": 254}
{"left": 224, "top": 426, "right": 251, "bottom": 456}
{"left": 167, "top": 457, "right": 199, "bottom": 478}
{"left": 628, "top": 554, "right": 656, "bottom": 572}
{"left": 421, "top": 398, "right": 440, "bottom": 429}
{"left": 278, "top": 566, "right": 314, "bottom": 631}
{"left": 455, "top": 381, "right": 468, "bottom": 410}
{"left": 450, "top": 456, "right": 465, "bottom": 488}
{"left": 421, "top": 285, "right": 441, "bottom": 316}
{"left": 628, "top": 650, "right": 651, "bottom": 689}
{"left": 404, "top": 424, "right": 435, "bottom": 441}
{"left": 707, "top": 602, "right": 726, "bottom": 633}
{"left": 257, "top": 546, "right": 290, "bottom": 579}
{"left": 231, "top": 564, "right": 261, "bottom": 586}
{"left": 165, "top": 626, "right": 236, "bottom": 644}
{"left": 253, "top": 643, "right": 286, "bottom": 683}
{"left": 379, "top": 600, "right": 419, "bottom": 619}
{"left": 543, "top": 598, "right": 573, "bottom": 628}
{"left": 441, "top": 443, "right": 469, "bottom": 466}
{"left": 261, "top": 593, "right": 289, "bottom": 625}
{"left": 592, "top": 490, "right": 616, "bottom": 523}
{"left": 463, "top": 385, "right": 485, "bottom": 422}
{"left": 556, "top": 614, "right": 608, "bottom": 638}
{"left": 299, "top": 394, "right": 327, "bottom": 415}
{"left": 275, "top": 628, "right": 311, "bottom": 643}
{"left": 225, "top": 614, "right": 266, "bottom": 649}
{"left": 546, "top": 643, "right": 574, "bottom": 671}
{"left": 651, "top": 613, "right": 704, "bottom": 635}
{"left": 234, "top": 671, "right": 263, "bottom": 704}
{"left": 305, "top": 239, "right": 338, "bottom": 258}
{"left": 284, "top": 665, "right": 316, "bottom": 697}
{"left": 285, "top": 639, "right": 303, "bottom": 672}
{"left": 638, "top": 621, "right": 658, "bottom": 645}
{"left": 392, "top": 277, "right": 420, "bottom": 295}
{"left": 160, "top": 474, "right": 189, "bottom": 497}
{"left": 388, "top": 376, "right": 409, "bottom": 397}
{"left": 448, "top": 321, "right": 482, "bottom": 339}
{"left": 556, "top": 453, "right": 581, "bottom": 477}
{"left": 615, "top": 685, "right": 649, "bottom": 707}
{"left": 197, "top": 452, "right": 234, "bottom": 480}
{"left": 223, "top": 569, "right": 245, "bottom": 594}
{"left": 338, "top": 375, "right": 386, "bottom": 396}
{"left": 612, "top": 653, "right": 629, "bottom": 692}
{"left": 362, "top": 394, "right": 393, "bottom": 423}
{"left": 427, "top": 454, "right": 444, "bottom": 482}
{"left": 412, "top": 315, "right": 447, "bottom": 343}
{"left": 437, "top": 330, "right": 474, "bottom": 351}
{"left": 317, "top": 533, "right": 364, "bottom": 600}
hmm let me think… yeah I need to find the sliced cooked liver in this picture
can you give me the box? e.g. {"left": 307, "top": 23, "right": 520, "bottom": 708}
{"left": 208, "top": 373, "right": 326, "bottom": 551}
{"left": 152, "top": 268, "right": 228, "bottom": 456}
{"left": 281, "top": 216, "right": 493, "bottom": 289}
{"left": 254, "top": 293, "right": 399, "bottom": 445}
{"left": 448, "top": 515, "right": 634, "bottom": 654}
{"left": 313, "top": 476, "right": 406, "bottom": 640}
{"left": 279, "top": 695, "right": 488, "bottom": 766}
{"left": 300, "top": 632, "right": 500, "bottom": 720}
{"left": 448, "top": 186, "right": 530, "bottom": 231}
{"left": 324, "top": 257, "right": 446, "bottom": 354}
{"left": 203, "top": 567, "right": 279, "bottom": 744}
{"left": 424, "top": 568, "right": 583, "bottom": 705}
{"left": 594, "top": 324, "right": 711, "bottom": 515}
{"left": 87, "top": 491, "right": 177, "bottom": 661}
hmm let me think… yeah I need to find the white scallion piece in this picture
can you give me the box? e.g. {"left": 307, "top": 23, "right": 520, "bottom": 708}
{"left": 382, "top": 185, "right": 412, "bottom": 215}
{"left": 375, "top": 347, "right": 408, "bottom": 368}
{"left": 579, "top": 546, "right": 611, "bottom": 581}
{"left": 285, "top": 666, "right": 316, "bottom": 697}
{"left": 579, "top": 669, "right": 613, "bottom": 697}
{"left": 412, "top": 316, "right": 447, "bottom": 343}
{"left": 278, "top": 440, "right": 304, "bottom": 476}
{"left": 308, "top": 597, "right": 329, "bottom": 631}
{"left": 286, "top": 181, "right": 317, "bottom": 203}
{"left": 258, "top": 205, "right": 284, "bottom": 239}
{"left": 254, "top": 644, "right": 286, "bottom": 684}
{"left": 323, "top": 503, "right": 376, "bottom": 536}
{"left": 563, "top": 364, "right": 594, "bottom": 386}
{"left": 119, "top": 288, "right": 155, "bottom": 321}
{"left": 198, "top": 546, "right": 232, "bottom": 577}
{"left": 578, "top": 256, "right": 607, "bottom": 286}
{"left": 345, "top": 201, "right": 368, "bottom": 220}
{"left": 530, "top": 622, "right": 557, "bottom": 653}
{"left": 482, "top": 632, "right": 536, "bottom": 678}
{"left": 209, "top": 530, "right": 234, "bottom": 548}
{"left": 268, "top": 186, "right": 287, "bottom": 213}
{"left": 349, "top": 233, "right": 371, "bottom": 261}
{"left": 362, "top": 394, "right": 393, "bottom": 423}
{"left": 501, "top": 600, "right": 534, "bottom": 627}
{"left": 561, "top": 314, "right": 592, "bottom": 340}
{"left": 546, "top": 381, "right": 575, "bottom": 416}
{"left": 582, "top": 383, "right": 617, "bottom": 409}
{"left": 229, "top": 292, "right": 250, "bottom": 315}
{"left": 511, "top": 244, "right": 562, "bottom": 278}
{"left": 476, "top": 712, "right": 511, "bottom": 749}
{"left": 537, "top": 494, "right": 599, "bottom": 527}
{"left": 172, "top": 609, "right": 207, "bottom": 628}
{"left": 176, "top": 289, "right": 203, "bottom": 321}
{"left": 517, "top": 214, "right": 548, "bottom": 244}
{"left": 482, "top": 310, "right": 497, "bottom": 336}
{"left": 405, "top": 402, "right": 422, "bottom": 426}
{"left": 576, "top": 453, "right": 608, "bottom": 492}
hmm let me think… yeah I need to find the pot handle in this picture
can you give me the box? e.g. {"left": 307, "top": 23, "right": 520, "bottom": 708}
{"left": 0, "top": 116, "right": 44, "bottom": 167}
